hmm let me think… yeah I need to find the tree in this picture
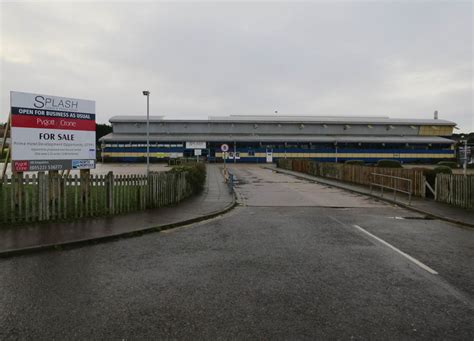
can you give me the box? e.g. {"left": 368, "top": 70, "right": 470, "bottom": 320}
{"left": 96, "top": 123, "right": 112, "bottom": 145}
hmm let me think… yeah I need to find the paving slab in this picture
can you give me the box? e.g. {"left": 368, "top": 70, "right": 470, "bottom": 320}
{"left": 0, "top": 164, "right": 234, "bottom": 256}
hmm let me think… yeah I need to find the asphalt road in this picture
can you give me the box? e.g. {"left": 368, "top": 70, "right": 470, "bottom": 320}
{"left": 1, "top": 165, "right": 473, "bottom": 339}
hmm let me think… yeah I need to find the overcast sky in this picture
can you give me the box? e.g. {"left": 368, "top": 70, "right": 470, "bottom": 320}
{"left": 1, "top": 1, "right": 473, "bottom": 132}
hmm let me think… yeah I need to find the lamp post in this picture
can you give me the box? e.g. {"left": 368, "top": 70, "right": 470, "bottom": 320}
{"left": 142, "top": 90, "right": 150, "bottom": 177}
{"left": 461, "top": 135, "right": 468, "bottom": 176}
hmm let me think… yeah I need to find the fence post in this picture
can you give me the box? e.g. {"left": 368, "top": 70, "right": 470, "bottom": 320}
{"left": 37, "top": 172, "right": 48, "bottom": 221}
{"left": 49, "top": 171, "right": 58, "bottom": 220}
{"left": 105, "top": 171, "right": 114, "bottom": 215}
{"left": 80, "top": 169, "right": 90, "bottom": 217}
{"left": 13, "top": 172, "right": 24, "bottom": 223}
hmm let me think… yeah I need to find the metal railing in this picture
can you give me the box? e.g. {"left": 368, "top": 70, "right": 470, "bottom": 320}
{"left": 370, "top": 173, "right": 412, "bottom": 205}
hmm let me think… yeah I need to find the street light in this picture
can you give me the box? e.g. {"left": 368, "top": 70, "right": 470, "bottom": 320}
{"left": 461, "top": 135, "right": 468, "bottom": 176}
{"left": 142, "top": 90, "right": 150, "bottom": 177}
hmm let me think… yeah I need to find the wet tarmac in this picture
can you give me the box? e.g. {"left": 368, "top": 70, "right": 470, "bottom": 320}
{"left": 1, "top": 165, "right": 473, "bottom": 339}
{"left": 230, "top": 165, "right": 385, "bottom": 207}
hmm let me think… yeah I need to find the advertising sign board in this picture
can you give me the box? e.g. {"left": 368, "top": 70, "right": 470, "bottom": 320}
{"left": 186, "top": 141, "right": 206, "bottom": 149}
{"left": 10, "top": 91, "right": 96, "bottom": 172}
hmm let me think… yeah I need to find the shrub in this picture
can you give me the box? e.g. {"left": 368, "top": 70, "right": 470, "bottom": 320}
{"left": 424, "top": 166, "right": 452, "bottom": 188}
{"left": 169, "top": 162, "right": 206, "bottom": 195}
{"left": 376, "top": 159, "right": 402, "bottom": 168}
{"left": 433, "top": 165, "right": 453, "bottom": 174}
{"left": 437, "top": 161, "right": 458, "bottom": 169}
{"left": 344, "top": 160, "right": 364, "bottom": 166}
{"left": 468, "top": 163, "right": 474, "bottom": 169}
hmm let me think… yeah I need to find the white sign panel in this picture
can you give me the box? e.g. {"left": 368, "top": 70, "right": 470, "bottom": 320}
{"left": 186, "top": 141, "right": 206, "bottom": 149}
{"left": 194, "top": 149, "right": 202, "bottom": 156}
{"left": 10, "top": 91, "right": 96, "bottom": 172}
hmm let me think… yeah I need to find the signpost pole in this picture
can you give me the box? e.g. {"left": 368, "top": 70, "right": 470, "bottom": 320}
{"left": 146, "top": 93, "right": 150, "bottom": 178}
{"left": 1, "top": 147, "right": 10, "bottom": 180}
{"left": 0, "top": 113, "right": 10, "bottom": 161}
{"left": 220, "top": 144, "right": 229, "bottom": 181}
{"left": 463, "top": 139, "right": 468, "bottom": 177}
{"left": 1, "top": 113, "right": 11, "bottom": 179}
{"left": 233, "top": 142, "right": 237, "bottom": 164}
{"left": 223, "top": 151, "right": 226, "bottom": 173}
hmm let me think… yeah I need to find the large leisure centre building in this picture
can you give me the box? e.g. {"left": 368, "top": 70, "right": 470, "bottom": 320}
{"left": 100, "top": 115, "right": 456, "bottom": 164}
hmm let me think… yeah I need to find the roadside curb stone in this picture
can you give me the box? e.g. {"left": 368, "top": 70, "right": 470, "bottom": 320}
{"left": 0, "top": 198, "right": 237, "bottom": 258}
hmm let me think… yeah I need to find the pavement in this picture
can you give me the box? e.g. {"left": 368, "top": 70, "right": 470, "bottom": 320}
{"left": 1, "top": 165, "right": 472, "bottom": 339}
{"left": 0, "top": 164, "right": 234, "bottom": 256}
{"left": 267, "top": 165, "right": 474, "bottom": 227}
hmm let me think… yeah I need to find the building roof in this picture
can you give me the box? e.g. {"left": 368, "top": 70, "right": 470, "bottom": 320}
{"left": 100, "top": 133, "right": 454, "bottom": 144}
{"left": 109, "top": 115, "right": 456, "bottom": 126}
{"left": 109, "top": 115, "right": 165, "bottom": 122}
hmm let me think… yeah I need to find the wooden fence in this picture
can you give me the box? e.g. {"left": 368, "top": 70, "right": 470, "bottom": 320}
{"left": 278, "top": 159, "right": 425, "bottom": 197}
{"left": 435, "top": 174, "right": 474, "bottom": 209}
{"left": 0, "top": 171, "right": 191, "bottom": 225}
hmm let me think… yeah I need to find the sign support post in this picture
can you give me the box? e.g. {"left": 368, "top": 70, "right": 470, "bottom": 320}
{"left": 463, "top": 139, "right": 468, "bottom": 177}
{"left": 220, "top": 144, "right": 229, "bottom": 181}
{"left": 1, "top": 113, "right": 11, "bottom": 179}
{"left": 223, "top": 152, "right": 226, "bottom": 174}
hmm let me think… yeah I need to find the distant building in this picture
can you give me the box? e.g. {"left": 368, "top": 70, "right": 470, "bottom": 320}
{"left": 99, "top": 115, "right": 456, "bottom": 163}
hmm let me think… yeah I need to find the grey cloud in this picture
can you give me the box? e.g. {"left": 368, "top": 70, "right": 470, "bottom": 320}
{"left": 1, "top": 1, "right": 472, "bottom": 131}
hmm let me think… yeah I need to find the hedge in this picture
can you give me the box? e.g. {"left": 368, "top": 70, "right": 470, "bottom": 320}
{"left": 169, "top": 162, "right": 206, "bottom": 195}
{"left": 345, "top": 160, "right": 365, "bottom": 166}
{"left": 437, "top": 161, "right": 458, "bottom": 169}
{"left": 376, "top": 159, "right": 402, "bottom": 168}
{"left": 424, "top": 166, "right": 453, "bottom": 187}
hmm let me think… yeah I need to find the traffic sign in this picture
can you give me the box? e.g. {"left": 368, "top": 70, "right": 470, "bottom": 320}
{"left": 221, "top": 144, "right": 229, "bottom": 152}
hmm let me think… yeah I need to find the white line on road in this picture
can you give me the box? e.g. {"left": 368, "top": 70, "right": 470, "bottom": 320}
{"left": 352, "top": 224, "right": 439, "bottom": 275}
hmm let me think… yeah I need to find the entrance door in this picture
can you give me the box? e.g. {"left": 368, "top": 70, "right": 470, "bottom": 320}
{"left": 266, "top": 150, "right": 273, "bottom": 163}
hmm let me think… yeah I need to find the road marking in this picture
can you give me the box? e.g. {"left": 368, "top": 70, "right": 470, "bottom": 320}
{"left": 352, "top": 224, "right": 439, "bottom": 275}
